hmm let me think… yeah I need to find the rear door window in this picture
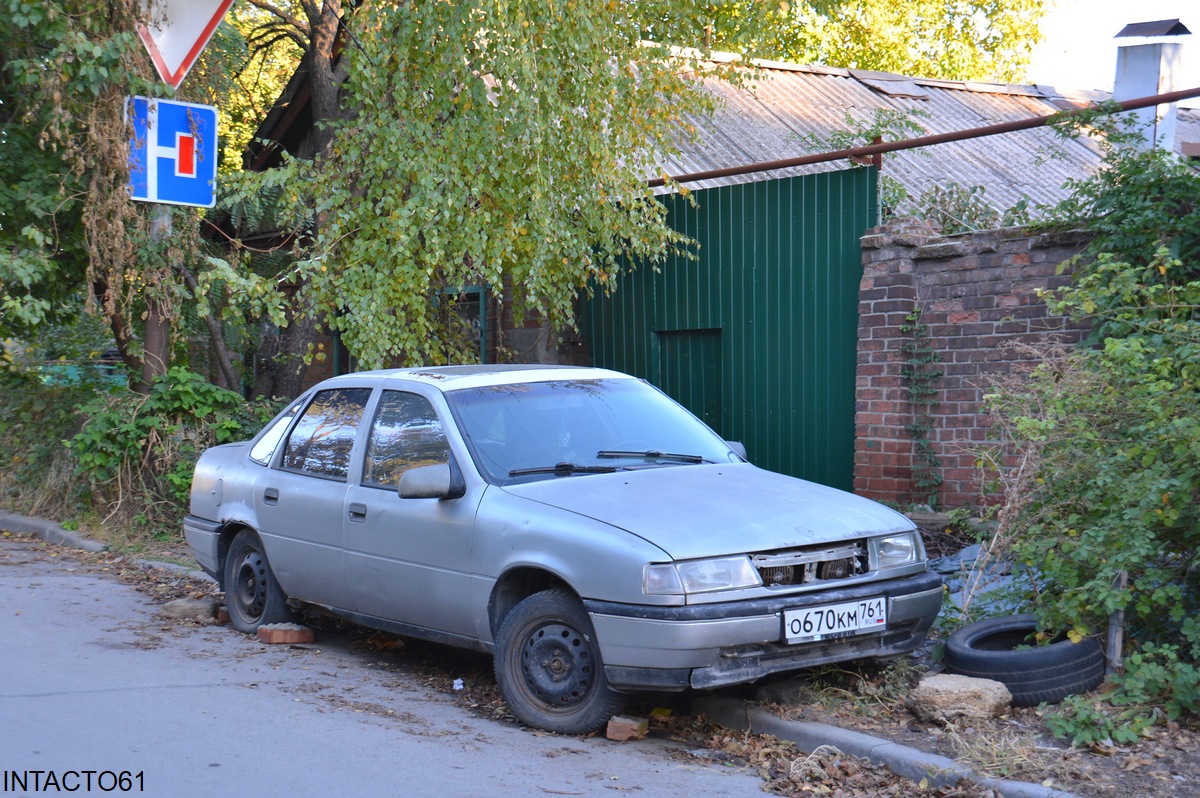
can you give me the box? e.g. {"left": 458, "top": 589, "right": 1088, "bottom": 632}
{"left": 280, "top": 387, "right": 372, "bottom": 480}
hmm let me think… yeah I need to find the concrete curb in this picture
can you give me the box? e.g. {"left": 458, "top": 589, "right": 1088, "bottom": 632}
{"left": 693, "top": 696, "right": 1082, "bottom": 798}
{"left": 0, "top": 508, "right": 214, "bottom": 583}
{"left": 0, "top": 509, "right": 106, "bottom": 553}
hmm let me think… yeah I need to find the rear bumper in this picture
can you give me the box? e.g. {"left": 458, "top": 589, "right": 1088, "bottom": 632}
{"left": 183, "top": 515, "right": 222, "bottom": 581}
{"left": 585, "top": 570, "right": 943, "bottom": 691}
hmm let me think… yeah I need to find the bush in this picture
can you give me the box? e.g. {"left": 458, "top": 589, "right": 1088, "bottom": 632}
{"left": 0, "top": 366, "right": 101, "bottom": 519}
{"left": 982, "top": 248, "right": 1200, "bottom": 736}
{"left": 0, "top": 316, "right": 121, "bottom": 519}
{"left": 67, "top": 366, "right": 279, "bottom": 534}
{"left": 978, "top": 119, "right": 1200, "bottom": 737}
{"left": 1046, "top": 642, "right": 1200, "bottom": 745}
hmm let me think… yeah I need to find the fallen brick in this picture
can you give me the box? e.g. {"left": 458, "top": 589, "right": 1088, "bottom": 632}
{"left": 257, "top": 623, "right": 315, "bottom": 645}
{"left": 606, "top": 715, "right": 649, "bottom": 742}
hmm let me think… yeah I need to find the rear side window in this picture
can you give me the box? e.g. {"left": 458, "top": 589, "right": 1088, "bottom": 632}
{"left": 249, "top": 402, "right": 302, "bottom": 465}
{"left": 281, "top": 388, "right": 372, "bottom": 480}
{"left": 362, "top": 391, "right": 449, "bottom": 489}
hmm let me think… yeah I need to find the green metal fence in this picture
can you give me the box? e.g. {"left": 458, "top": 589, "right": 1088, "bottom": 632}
{"left": 584, "top": 167, "right": 878, "bottom": 490}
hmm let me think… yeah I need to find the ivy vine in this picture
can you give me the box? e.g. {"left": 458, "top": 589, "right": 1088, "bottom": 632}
{"left": 900, "top": 306, "right": 944, "bottom": 507}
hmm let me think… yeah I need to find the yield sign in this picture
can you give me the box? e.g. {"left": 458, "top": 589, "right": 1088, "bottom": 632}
{"left": 138, "top": 0, "right": 235, "bottom": 89}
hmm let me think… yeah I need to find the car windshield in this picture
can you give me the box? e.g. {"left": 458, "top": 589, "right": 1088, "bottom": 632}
{"left": 445, "top": 378, "right": 739, "bottom": 484}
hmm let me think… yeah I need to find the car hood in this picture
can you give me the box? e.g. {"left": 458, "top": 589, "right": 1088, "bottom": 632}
{"left": 500, "top": 463, "right": 915, "bottom": 560}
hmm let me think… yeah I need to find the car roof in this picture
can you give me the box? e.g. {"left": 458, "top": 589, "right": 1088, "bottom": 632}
{"left": 315, "top": 364, "right": 634, "bottom": 392}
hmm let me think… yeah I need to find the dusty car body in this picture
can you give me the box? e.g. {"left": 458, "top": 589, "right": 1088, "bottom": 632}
{"left": 185, "top": 365, "right": 941, "bottom": 733}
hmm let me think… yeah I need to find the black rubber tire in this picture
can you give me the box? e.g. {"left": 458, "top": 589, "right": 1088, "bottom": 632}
{"left": 223, "top": 529, "right": 296, "bottom": 634}
{"left": 943, "top": 614, "right": 1105, "bottom": 707}
{"left": 494, "top": 588, "right": 625, "bottom": 734}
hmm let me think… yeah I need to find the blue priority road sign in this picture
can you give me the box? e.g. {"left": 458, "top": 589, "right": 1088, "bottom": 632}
{"left": 127, "top": 96, "right": 218, "bottom": 208}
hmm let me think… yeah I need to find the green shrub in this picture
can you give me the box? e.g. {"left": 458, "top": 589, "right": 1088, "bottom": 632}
{"left": 68, "top": 366, "right": 279, "bottom": 531}
{"left": 0, "top": 367, "right": 99, "bottom": 517}
{"left": 979, "top": 122, "right": 1200, "bottom": 740}
{"left": 1046, "top": 643, "right": 1200, "bottom": 745}
{"left": 983, "top": 251, "right": 1200, "bottom": 730}
{"left": 0, "top": 315, "right": 122, "bottom": 518}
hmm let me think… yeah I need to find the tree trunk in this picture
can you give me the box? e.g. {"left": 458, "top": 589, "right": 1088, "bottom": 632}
{"left": 243, "top": 1, "right": 346, "bottom": 400}
{"left": 251, "top": 311, "right": 319, "bottom": 400}
{"left": 307, "top": 1, "right": 344, "bottom": 155}
{"left": 140, "top": 284, "right": 170, "bottom": 392}
{"left": 94, "top": 275, "right": 142, "bottom": 384}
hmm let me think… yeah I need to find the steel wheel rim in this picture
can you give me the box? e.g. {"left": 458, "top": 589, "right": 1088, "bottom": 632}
{"left": 518, "top": 621, "right": 596, "bottom": 712}
{"left": 232, "top": 548, "right": 268, "bottom": 622}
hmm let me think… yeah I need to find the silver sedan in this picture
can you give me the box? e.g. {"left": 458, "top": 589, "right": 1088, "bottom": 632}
{"left": 185, "top": 366, "right": 941, "bottom": 734}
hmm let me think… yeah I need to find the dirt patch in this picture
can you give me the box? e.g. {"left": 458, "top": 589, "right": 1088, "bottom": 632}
{"left": 753, "top": 662, "right": 1200, "bottom": 798}
{"left": 650, "top": 711, "right": 999, "bottom": 797}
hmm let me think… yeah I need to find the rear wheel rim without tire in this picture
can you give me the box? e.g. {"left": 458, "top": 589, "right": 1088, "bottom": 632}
{"left": 231, "top": 547, "right": 269, "bottom": 624}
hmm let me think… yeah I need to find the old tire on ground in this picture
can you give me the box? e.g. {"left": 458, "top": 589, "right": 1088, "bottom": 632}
{"left": 494, "top": 588, "right": 625, "bottom": 734}
{"left": 223, "top": 529, "right": 296, "bottom": 633}
{"left": 943, "top": 613, "right": 1105, "bottom": 706}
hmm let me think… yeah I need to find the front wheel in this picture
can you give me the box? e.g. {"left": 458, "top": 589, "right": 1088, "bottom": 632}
{"left": 223, "top": 529, "right": 296, "bottom": 633}
{"left": 494, "top": 588, "right": 625, "bottom": 734}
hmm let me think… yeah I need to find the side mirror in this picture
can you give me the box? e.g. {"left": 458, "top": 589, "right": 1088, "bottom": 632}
{"left": 726, "top": 441, "right": 748, "bottom": 461}
{"left": 398, "top": 459, "right": 466, "bottom": 500}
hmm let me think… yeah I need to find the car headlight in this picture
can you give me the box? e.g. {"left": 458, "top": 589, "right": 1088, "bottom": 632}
{"left": 872, "top": 532, "right": 921, "bottom": 569}
{"left": 644, "top": 556, "right": 763, "bottom": 596}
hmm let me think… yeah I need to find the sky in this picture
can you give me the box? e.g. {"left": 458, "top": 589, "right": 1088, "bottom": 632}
{"left": 1028, "top": 0, "right": 1200, "bottom": 95}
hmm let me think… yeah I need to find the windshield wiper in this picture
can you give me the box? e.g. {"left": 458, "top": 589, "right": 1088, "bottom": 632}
{"left": 596, "top": 450, "right": 712, "bottom": 464}
{"left": 508, "top": 462, "right": 622, "bottom": 477}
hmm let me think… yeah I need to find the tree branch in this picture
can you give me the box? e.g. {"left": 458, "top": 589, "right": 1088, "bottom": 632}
{"left": 174, "top": 264, "right": 241, "bottom": 391}
{"left": 246, "top": 0, "right": 310, "bottom": 36}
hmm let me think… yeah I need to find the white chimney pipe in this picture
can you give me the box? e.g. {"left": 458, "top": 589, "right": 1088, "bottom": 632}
{"left": 1113, "top": 20, "right": 1192, "bottom": 151}
{"left": 1114, "top": 41, "right": 1183, "bottom": 150}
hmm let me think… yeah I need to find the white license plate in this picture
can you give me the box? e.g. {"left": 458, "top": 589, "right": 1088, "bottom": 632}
{"left": 783, "top": 597, "right": 887, "bottom": 643}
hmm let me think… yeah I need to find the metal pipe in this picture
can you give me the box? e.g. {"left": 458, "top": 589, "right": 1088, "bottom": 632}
{"left": 648, "top": 86, "right": 1200, "bottom": 188}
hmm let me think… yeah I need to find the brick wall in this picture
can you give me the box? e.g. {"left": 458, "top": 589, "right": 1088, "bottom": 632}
{"left": 854, "top": 218, "right": 1092, "bottom": 508}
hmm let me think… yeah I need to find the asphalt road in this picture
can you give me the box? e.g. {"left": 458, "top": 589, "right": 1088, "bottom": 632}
{"left": 0, "top": 537, "right": 765, "bottom": 797}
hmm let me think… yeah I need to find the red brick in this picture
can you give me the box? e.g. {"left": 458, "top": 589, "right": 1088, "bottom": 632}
{"left": 257, "top": 623, "right": 315, "bottom": 645}
{"left": 606, "top": 715, "right": 649, "bottom": 741}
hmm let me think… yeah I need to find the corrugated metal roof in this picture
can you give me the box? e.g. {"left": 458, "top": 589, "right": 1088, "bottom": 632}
{"left": 658, "top": 60, "right": 1200, "bottom": 219}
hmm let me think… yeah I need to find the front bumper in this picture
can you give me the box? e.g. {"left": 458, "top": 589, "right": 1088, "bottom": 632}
{"left": 585, "top": 570, "right": 943, "bottom": 691}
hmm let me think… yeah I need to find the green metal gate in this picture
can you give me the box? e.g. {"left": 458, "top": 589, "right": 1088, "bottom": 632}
{"left": 584, "top": 167, "right": 877, "bottom": 490}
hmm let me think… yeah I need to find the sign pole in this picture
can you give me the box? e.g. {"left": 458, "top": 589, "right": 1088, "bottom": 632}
{"left": 128, "top": 1, "right": 232, "bottom": 386}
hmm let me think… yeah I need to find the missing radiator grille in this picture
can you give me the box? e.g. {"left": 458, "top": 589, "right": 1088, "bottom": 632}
{"left": 751, "top": 541, "right": 866, "bottom": 586}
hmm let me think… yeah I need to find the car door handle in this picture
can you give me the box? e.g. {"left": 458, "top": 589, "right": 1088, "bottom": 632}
{"left": 348, "top": 503, "right": 368, "bottom": 522}
{"left": 263, "top": 487, "right": 280, "bottom": 505}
